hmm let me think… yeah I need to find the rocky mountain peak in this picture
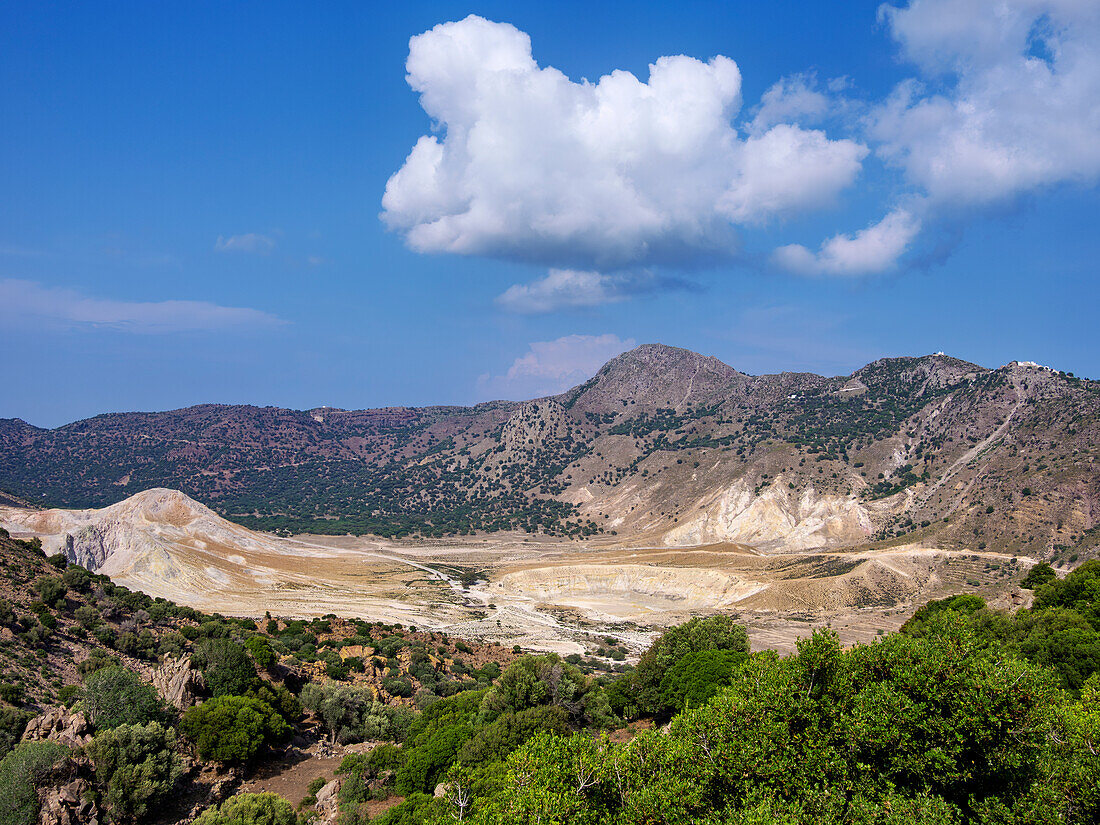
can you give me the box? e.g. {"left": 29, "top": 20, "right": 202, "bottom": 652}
{"left": 561, "top": 343, "right": 747, "bottom": 414}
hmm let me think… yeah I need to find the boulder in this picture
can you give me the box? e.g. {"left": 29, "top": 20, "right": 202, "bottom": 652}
{"left": 185, "top": 764, "right": 242, "bottom": 819}
{"left": 21, "top": 708, "right": 92, "bottom": 749}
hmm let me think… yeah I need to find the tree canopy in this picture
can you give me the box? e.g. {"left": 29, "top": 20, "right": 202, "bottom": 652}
{"left": 181, "top": 695, "right": 289, "bottom": 763}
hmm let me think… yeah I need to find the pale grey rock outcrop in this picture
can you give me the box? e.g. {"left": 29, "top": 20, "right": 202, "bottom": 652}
{"left": 152, "top": 654, "right": 206, "bottom": 709}
{"left": 315, "top": 778, "right": 340, "bottom": 822}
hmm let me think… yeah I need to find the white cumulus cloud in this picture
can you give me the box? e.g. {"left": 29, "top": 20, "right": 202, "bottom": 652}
{"left": 382, "top": 15, "right": 867, "bottom": 271}
{"left": 0, "top": 278, "right": 284, "bottom": 333}
{"left": 748, "top": 74, "right": 834, "bottom": 134}
{"left": 495, "top": 269, "right": 684, "bottom": 314}
{"left": 870, "top": 0, "right": 1100, "bottom": 205}
{"left": 773, "top": 209, "right": 922, "bottom": 276}
{"left": 774, "top": 0, "right": 1100, "bottom": 276}
{"left": 476, "top": 333, "right": 635, "bottom": 400}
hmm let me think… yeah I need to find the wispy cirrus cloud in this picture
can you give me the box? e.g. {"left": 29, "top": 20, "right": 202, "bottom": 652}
{"left": 0, "top": 278, "right": 284, "bottom": 333}
{"left": 214, "top": 233, "right": 276, "bottom": 254}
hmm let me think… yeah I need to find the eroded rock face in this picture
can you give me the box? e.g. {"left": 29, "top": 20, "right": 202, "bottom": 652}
{"left": 22, "top": 707, "right": 92, "bottom": 749}
{"left": 0, "top": 488, "right": 245, "bottom": 580}
{"left": 152, "top": 654, "right": 206, "bottom": 709}
{"left": 186, "top": 765, "right": 243, "bottom": 819}
{"left": 662, "top": 477, "right": 884, "bottom": 551}
{"left": 62, "top": 524, "right": 112, "bottom": 571}
{"left": 315, "top": 778, "right": 340, "bottom": 823}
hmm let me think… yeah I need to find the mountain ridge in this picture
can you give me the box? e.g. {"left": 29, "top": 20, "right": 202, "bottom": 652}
{"left": 0, "top": 345, "right": 1003, "bottom": 430}
{"left": 2, "top": 345, "right": 1098, "bottom": 561}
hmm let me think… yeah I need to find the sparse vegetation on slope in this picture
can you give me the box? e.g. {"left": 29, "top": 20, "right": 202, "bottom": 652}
{"left": 2, "top": 346, "right": 1097, "bottom": 555}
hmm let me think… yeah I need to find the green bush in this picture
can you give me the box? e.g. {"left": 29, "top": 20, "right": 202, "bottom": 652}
{"left": 325, "top": 658, "right": 350, "bottom": 681}
{"left": 77, "top": 650, "right": 117, "bottom": 678}
{"left": 1013, "top": 607, "right": 1100, "bottom": 692}
{"left": 181, "top": 695, "right": 289, "bottom": 762}
{"left": 244, "top": 636, "right": 277, "bottom": 670}
{"left": 1034, "top": 560, "right": 1100, "bottom": 624}
{"left": 33, "top": 576, "right": 66, "bottom": 608}
{"left": 475, "top": 661, "right": 500, "bottom": 682}
{"left": 457, "top": 705, "right": 569, "bottom": 766}
{"left": 115, "top": 628, "right": 158, "bottom": 659}
{"left": 478, "top": 654, "right": 587, "bottom": 724}
{"left": 0, "top": 706, "right": 33, "bottom": 761}
{"left": 300, "top": 683, "right": 413, "bottom": 743}
{"left": 629, "top": 615, "right": 749, "bottom": 717}
{"left": 93, "top": 626, "right": 118, "bottom": 648}
{"left": 194, "top": 638, "right": 259, "bottom": 697}
{"left": 82, "top": 666, "right": 167, "bottom": 730}
{"left": 193, "top": 792, "right": 297, "bottom": 825}
{"left": 909, "top": 562, "right": 1100, "bottom": 693}
{"left": 0, "top": 741, "right": 70, "bottom": 825}
{"left": 0, "top": 683, "right": 25, "bottom": 706}
{"left": 382, "top": 676, "right": 414, "bottom": 698}
{"left": 247, "top": 682, "right": 302, "bottom": 727}
{"left": 87, "top": 721, "right": 184, "bottom": 821}
{"left": 61, "top": 564, "right": 91, "bottom": 592}
{"left": 900, "top": 594, "right": 987, "bottom": 639}
{"left": 472, "top": 629, "right": 1061, "bottom": 823}
{"left": 392, "top": 691, "right": 484, "bottom": 795}
{"left": 56, "top": 685, "right": 81, "bottom": 708}
{"left": 179, "top": 624, "right": 200, "bottom": 641}
{"left": 658, "top": 648, "right": 747, "bottom": 713}
{"left": 158, "top": 631, "right": 188, "bottom": 658}
{"left": 74, "top": 604, "right": 101, "bottom": 630}
{"left": 370, "top": 792, "right": 443, "bottom": 825}
{"left": 300, "top": 775, "right": 328, "bottom": 807}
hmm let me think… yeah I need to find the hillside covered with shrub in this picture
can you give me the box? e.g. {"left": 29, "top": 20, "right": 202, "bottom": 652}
{"left": 2, "top": 533, "right": 1100, "bottom": 823}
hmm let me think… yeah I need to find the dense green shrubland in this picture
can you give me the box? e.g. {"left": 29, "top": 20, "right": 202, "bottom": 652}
{"left": 328, "top": 567, "right": 1100, "bottom": 825}
{"left": 413, "top": 627, "right": 1097, "bottom": 824}
{"left": 0, "top": 740, "right": 70, "bottom": 825}
{"left": 6, "top": 525, "right": 1100, "bottom": 824}
{"left": 901, "top": 559, "right": 1100, "bottom": 693}
{"left": 87, "top": 721, "right": 184, "bottom": 821}
{"left": 193, "top": 792, "right": 298, "bottom": 825}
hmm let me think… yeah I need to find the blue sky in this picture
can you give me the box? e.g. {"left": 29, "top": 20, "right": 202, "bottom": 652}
{"left": 2, "top": 1, "right": 1098, "bottom": 427}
